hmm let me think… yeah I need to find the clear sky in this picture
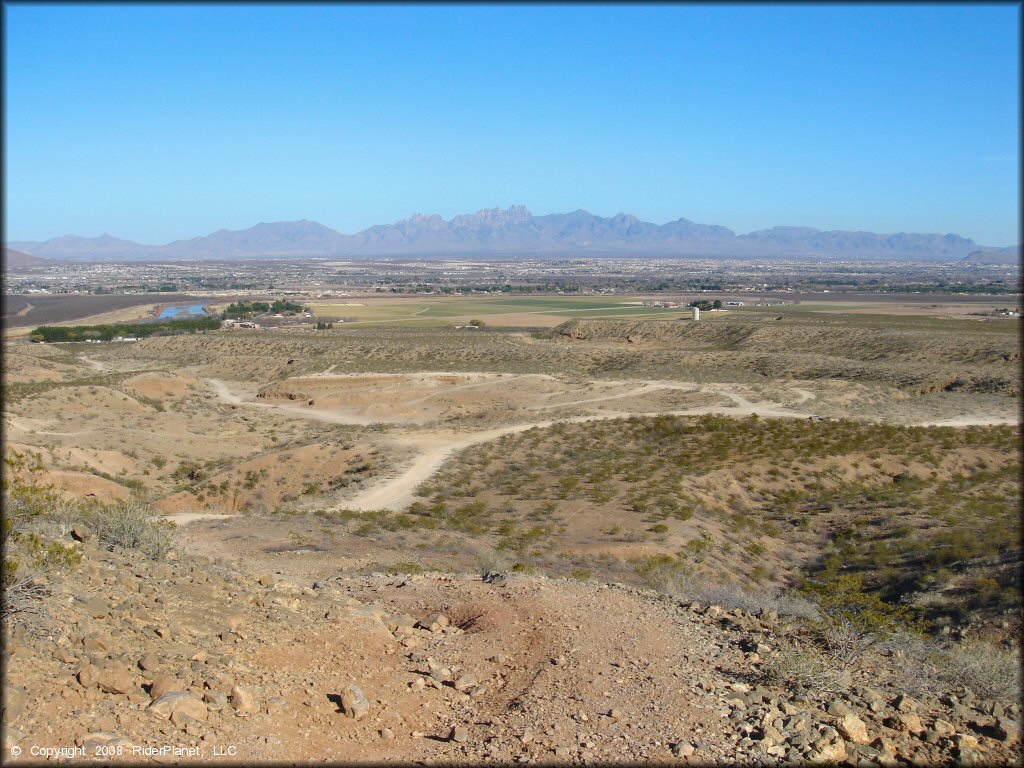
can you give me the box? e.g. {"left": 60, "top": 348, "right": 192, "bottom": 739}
{"left": 4, "top": 3, "right": 1020, "bottom": 246}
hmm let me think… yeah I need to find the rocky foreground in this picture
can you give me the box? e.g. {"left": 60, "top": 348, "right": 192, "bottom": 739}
{"left": 2, "top": 534, "right": 1021, "bottom": 766}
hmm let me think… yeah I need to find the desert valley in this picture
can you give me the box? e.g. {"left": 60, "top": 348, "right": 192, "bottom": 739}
{"left": 2, "top": 255, "right": 1021, "bottom": 766}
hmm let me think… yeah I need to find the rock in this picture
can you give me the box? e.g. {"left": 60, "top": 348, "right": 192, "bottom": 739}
{"left": 807, "top": 737, "right": 846, "bottom": 763}
{"left": 827, "top": 699, "right": 855, "bottom": 718}
{"left": 380, "top": 727, "right": 395, "bottom": 740}
{"left": 258, "top": 574, "right": 278, "bottom": 588}
{"left": 1, "top": 685, "right": 27, "bottom": 722}
{"left": 994, "top": 716, "right": 1020, "bottom": 743}
{"left": 417, "top": 614, "right": 449, "bottom": 632}
{"left": 76, "top": 732, "right": 132, "bottom": 751}
{"left": 82, "top": 597, "right": 109, "bottom": 619}
{"left": 387, "top": 614, "right": 417, "bottom": 634}
{"left": 950, "top": 703, "right": 974, "bottom": 721}
{"left": 203, "top": 691, "right": 228, "bottom": 712}
{"left": 672, "top": 740, "right": 695, "bottom": 757}
{"left": 893, "top": 693, "right": 917, "bottom": 713}
{"left": 429, "top": 666, "right": 452, "bottom": 683}
{"left": 78, "top": 664, "right": 101, "bottom": 688}
{"left": 71, "top": 525, "right": 92, "bottom": 542}
{"left": 453, "top": 674, "right": 478, "bottom": 692}
{"left": 887, "top": 712, "right": 924, "bottom": 735}
{"left": 149, "top": 692, "right": 208, "bottom": 723}
{"left": 230, "top": 685, "right": 259, "bottom": 714}
{"left": 97, "top": 663, "right": 134, "bottom": 695}
{"left": 266, "top": 696, "right": 288, "bottom": 715}
{"left": 149, "top": 675, "right": 182, "bottom": 700}
{"left": 341, "top": 686, "right": 370, "bottom": 721}
{"left": 608, "top": 708, "right": 624, "bottom": 721}
{"left": 931, "top": 718, "right": 955, "bottom": 737}
{"left": 82, "top": 633, "right": 109, "bottom": 653}
{"left": 955, "top": 733, "right": 979, "bottom": 749}
{"left": 955, "top": 746, "right": 981, "bottom": 765}
{"left": 2, "top": 725, "right": 25, "bottom": 746}
{"left": 837, "top": 713, "right": 870, "bottom": 744}
{"left": 450, "top": 725, "right": 470, "bottom": 743}
{"left": 138, "top": 653, "right": 160, "bottom": 672}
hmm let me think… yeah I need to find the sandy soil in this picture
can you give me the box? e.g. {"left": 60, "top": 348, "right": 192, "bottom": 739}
{"left": 202, "top": 373, "right": 1018, "bottom": 514}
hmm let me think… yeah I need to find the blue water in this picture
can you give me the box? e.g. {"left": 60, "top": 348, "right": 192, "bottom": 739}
{"left": 159, "top": 304, "right": 207, "bottom": 319}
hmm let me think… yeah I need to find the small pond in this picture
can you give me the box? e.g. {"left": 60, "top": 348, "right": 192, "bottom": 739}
{"left": 158, "top": 304, "right": 207, "bottom": 319}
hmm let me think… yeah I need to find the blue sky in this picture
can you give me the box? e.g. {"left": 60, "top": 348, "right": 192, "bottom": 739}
{"left": 4, "top": 3, "right": 1020, "bottom": 246}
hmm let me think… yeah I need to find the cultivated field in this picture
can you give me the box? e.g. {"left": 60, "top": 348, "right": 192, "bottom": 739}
{"left": 1, "top": 293, "right": 209, "bottom": 333}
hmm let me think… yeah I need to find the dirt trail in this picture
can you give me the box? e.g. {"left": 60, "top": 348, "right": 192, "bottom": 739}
{"left": 5, "top": 415, "right": 95, "bottom": 437}
{"left": 791, "top": 387, "right": 817, "bottom": 403}
{"left": 163, "top": 512, "right": 233, "bottom": 525}
{"left": 207, "top": 378, "right": 379, "bottom": 425}
{"left": 916, "top": 416, "right": 1019, "bottom": 427}
{"left": 206, "top": 375, "right": 1017, "bottom": 513}
{"left": 80, "top": 354, "right": 106, "bottom": 372}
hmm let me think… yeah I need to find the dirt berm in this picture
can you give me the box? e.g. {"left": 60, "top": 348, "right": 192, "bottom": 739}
{"left": 551, "top": 319, "right": 1021, "bottom": 396}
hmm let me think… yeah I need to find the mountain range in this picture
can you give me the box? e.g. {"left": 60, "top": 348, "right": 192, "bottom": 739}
{"left": 6, "top": 206, "right": 1020, "bottom": 263}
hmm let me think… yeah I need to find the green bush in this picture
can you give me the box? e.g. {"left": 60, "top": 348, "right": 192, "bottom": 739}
{"left": 801, "top": 569, "right": 925, "bottom": 670}
{"left": 85, "top": 500, "right": 177, "bottom": 560}
{"left": 2, "top": 452, "right": 85, "bottom": 624}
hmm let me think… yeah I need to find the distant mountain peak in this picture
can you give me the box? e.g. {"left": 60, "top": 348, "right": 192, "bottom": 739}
{"left": 5, "top": 209, "right": 1002, "bottom": 262}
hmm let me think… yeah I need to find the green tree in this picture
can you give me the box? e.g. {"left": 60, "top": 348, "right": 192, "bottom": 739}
{"left": 801, "top": 568, "right": 924, "bottom": 669}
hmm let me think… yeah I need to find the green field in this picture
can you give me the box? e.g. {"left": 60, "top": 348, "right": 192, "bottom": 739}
{"left": 306, "top": 295, "right": 700, "bottom": 326}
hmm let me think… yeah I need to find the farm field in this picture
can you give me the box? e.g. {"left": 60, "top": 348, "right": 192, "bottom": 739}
{"left": 305, "top": 294, "right": 701, "bottom": 327}
{"left": 1, "top": 293, "right": 210, "bottom": 333}
{"left": 306, "top": 292, "right": 1022, "bottom": 327}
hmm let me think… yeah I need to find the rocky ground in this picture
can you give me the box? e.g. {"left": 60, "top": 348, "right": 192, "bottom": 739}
{"left": 2, "top": 530, "right": 1021, "bottom": 766}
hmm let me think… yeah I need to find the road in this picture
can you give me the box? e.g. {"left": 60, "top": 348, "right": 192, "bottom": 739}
{"left": 204, "top": 375, "right": 1018, "bottom": 514}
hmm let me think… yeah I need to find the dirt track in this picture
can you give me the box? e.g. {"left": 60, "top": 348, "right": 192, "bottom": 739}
{"left": 205, "top": 376, "right": 826, "bottom": 512}
{"left": 205, "top": 373, "right": 1019, "bottom": 513}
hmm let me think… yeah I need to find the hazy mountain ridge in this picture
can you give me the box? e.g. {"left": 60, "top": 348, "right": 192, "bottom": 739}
{"left": 7, "top": 207, "right": 1013, "bottom": 262}
{"left": 3, "top": 248, "right": 53, "bottom": 269}
{"left": 963, "top": 245, "right": 1021, "bottom": 265}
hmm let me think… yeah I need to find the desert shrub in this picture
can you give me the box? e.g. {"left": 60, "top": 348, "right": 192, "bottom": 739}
{"left": 85, "top": 499, "right": 176, "bottom": 560}
{"left": 762, "top": 641, "right": 849, "bottom": 693}
{"left": 135, "top": 394, "right": 165, "bottom": 412}
{"left": 511, "top": 562, "right": 542, "bottom": 575}
{"left": 632, "top": 554, "right": 689, "bottom": 592}
{"left": 673, "top": 574, "right": 820, "bottom": 621}
{"left": 388, "top": 561, "right": 425, "bottom": 575}
{"left": 936, "top": 641, "right": 1022, "bottom": 702}
{"left": 2, "top": 452, "right": 85, "bottom": 624}
{"left": 801, "top": 569, "right": 925, "bottom": 670}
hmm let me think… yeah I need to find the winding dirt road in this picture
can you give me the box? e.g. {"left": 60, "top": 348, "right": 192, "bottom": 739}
{"left": 205, "top": 376, "right": 824, "bottom": 512}
{"left": 204, "top": 375, "right": 1018, "bottom": 514}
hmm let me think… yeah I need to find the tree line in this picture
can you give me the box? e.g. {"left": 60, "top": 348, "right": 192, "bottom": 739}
{"left": 29, "top": 316, "right": 220, "bottom": 343}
